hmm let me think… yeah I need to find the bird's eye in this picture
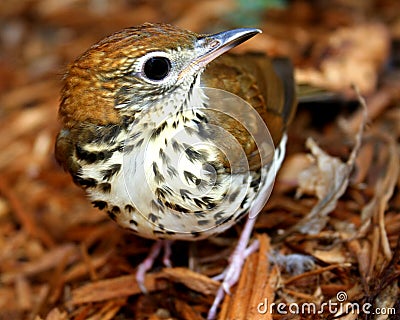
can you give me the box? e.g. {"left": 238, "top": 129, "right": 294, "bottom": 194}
{"left": 143, "top": 56, "right": 171, "bottom": 81}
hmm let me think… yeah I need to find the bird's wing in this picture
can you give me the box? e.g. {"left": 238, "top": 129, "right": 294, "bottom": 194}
{"left": 201, "top": 53, "right": 297, "bottom": 171}
{"left": 202, "top": 53, "right": 297, "bottom": 146}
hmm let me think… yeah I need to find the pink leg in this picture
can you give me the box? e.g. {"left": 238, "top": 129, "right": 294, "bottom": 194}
{"left": 162, "top": 240, "right": 173, "bottom": 268}
{"left": 207, "top": 215, "right": 259, "bottom": 320}
{"left": 136, "top": 240, "right": 173, "bottom": 293}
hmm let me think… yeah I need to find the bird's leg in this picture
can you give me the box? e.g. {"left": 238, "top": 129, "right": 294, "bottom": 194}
{"left": 162, "top": 240, "right": 173, "bottom": 268}
{"left": 207, "top": 215, "right": 259, "bottom": 320}
{"left": 136, "top": 239, "right": 173, "bottom": 293}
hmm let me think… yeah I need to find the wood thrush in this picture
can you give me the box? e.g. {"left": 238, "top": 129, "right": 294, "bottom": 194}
{"left": 55, "top": 23, "right": 296, "bottom": 319}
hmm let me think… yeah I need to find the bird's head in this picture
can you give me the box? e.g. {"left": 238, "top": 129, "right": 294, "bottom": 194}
{"left": 59, "top": 23, "right": 260, "bottom": 128}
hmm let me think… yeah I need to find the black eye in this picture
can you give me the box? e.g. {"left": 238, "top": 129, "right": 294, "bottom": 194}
{"left": 143, "top": 56, "right": 171, "bottom": 81}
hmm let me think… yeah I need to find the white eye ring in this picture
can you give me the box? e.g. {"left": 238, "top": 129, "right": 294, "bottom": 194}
{"left": 137, "top": 51, "right": 173, "bottom": 83}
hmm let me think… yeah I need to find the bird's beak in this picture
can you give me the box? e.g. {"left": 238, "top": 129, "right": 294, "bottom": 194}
{"left": 179, "top": 28, "right": 261, "bottom": 79}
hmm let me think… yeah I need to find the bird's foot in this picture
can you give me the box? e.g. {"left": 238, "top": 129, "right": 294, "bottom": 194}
{"left": 207, "top": 216, "right": 259, "bottom": 320}
{"left": 136, "top": 240, "right": 173, "bottom": 293}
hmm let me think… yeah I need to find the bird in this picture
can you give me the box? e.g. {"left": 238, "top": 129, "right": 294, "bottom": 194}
{"left": 55, "top": 22, "right": 297, "bottom": 319}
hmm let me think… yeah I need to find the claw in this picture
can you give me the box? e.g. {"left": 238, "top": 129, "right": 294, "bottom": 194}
{"left": 211, "top": 271, "right": 226, "bottom": 282}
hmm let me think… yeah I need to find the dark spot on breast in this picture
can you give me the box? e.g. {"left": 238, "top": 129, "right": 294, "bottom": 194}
{"left": 166, "top": 230, "right": 176, "bottom": 235}
{"left": 193, "top": 197, "right": 217, "bottom": 209}
{"left": 129, "top": 219, "right": 138, "bottom": 226}
{"left": 128, "top": 132, "right": 141, "bottom": 142}
{"left": 152, "top": 162, "right": 165, "bottom": 184}
{"left": 180, "top": 188, "right": 191, "bottom": 200}
{"left": 174, "top": 204, "right": 189, "bottom": 213}
{"left": 167, "top": 166, "right": 178, "bottom": 177}
{"left": 213, "top": 211, "right": 225, "bottom": 220}
{"left": 240, "top": 195, "right": 249, "bottom": 209}
{"left": 206, "top": 203, "right": 216, "bottom": 210}
{"left": 125, "top": 204, "right": 135, "bottom": 212}
{"left": 250, "top": 177, "right": 261, "bottom": 189}
{"left": 183, "top": 144, "right": 207, "bottom": 162}
{"left": 216, "top": 217, "right": 229, "bottom": 225}
{"left": 151, "top": 199, "right": 164, "bottom": 210}
{"left": 135, "top": 138, "right": 144, "bottom": 148}
{"left": 229, "top": 190, "right": 240, "bottom": 202}
{"left": 165, "top": 201, "right": 172, "bottom": 209}
{"left": 148, "top": 213, "right": 158, "bottom": 222}
{"left": 101, "top": 164, "right": 121, "bottom": 180}
{"left": 75, "top": 145, "right": 112, "bottom": 164}
{"left": 172, "top": 139, "right": 182, "bottom": 152}
{"left": 198, "top": 219, "right": 210, "bottom": 226}
{"left": 163, "top": 185, "right": 173, "bottom": 196}
{"left": 121, "top": 115, "right": 135, "bottom": 129}
{"left": 195, "top": 211, "right": 205, "bottom": 218}
{"left": 202, "top": 196, "right": 214, "bottom": 204}
{"left": 159, "top": 148, "right": 170, "bottom": 165}
{"left": 107, "top": 211, "right": 117, "bottom": 221}
{"left": 111, "top": 206, "right": 121, "bottom": 214}
{"left": 75, "top": 145, "right": 96, "bottom": 163}
{"left": 155, "top": 188, "right": 165, "bottom": 199}
{"left": 151, "top": 121, "right": 167, "bottom": 140}
{"left": 98, "top": 182, "right": 111, "bottom": 193}
{"left": 195, "top": 112, "right": 207, "bottom": 122}
{"left": 194, "top": 198, "right": 206, "bottom": 208}
{"left": 92, "top": 200, "right": 107, "bottom": 210}
{"left": 172, "top": 120, "right": 179, "bottom": 128}
{"left": 74, "top": 176, "right": 97, "bottom": 188}
{"left": 183, "top": 171, "right": 201, "bottom": 185}
{"left": 123, "top": 144, "right": 134, "bottom": 154}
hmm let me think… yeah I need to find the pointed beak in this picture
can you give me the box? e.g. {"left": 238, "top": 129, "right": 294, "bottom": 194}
{"left": 196, "top": 28, "right": 261, "bottom": 66}
{"left": 179, "top": 28, "right": 261, "bottom": 79}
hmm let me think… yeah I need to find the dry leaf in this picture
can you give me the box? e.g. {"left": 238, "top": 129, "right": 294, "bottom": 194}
{"left": 295, "top": 139, "right": 350, "bottom": 202}
{"left": 291, "top": 137, "right": 355, "bottom": 235}
{"left": 296, "top": 23, "right": 390, "bottom": 95}
{"left": 275, "top": 153, "right": 314, "bottom": 193}
{"left": 279, "top": 90, "right": 366, "bottom": 237}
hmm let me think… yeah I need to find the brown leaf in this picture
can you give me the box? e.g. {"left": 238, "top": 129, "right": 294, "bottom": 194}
{"left": 296, "top": 23, "right": 390, "bottom": 95}
{"left": 278, "top": 90, "right": 366, "bottom": 238}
